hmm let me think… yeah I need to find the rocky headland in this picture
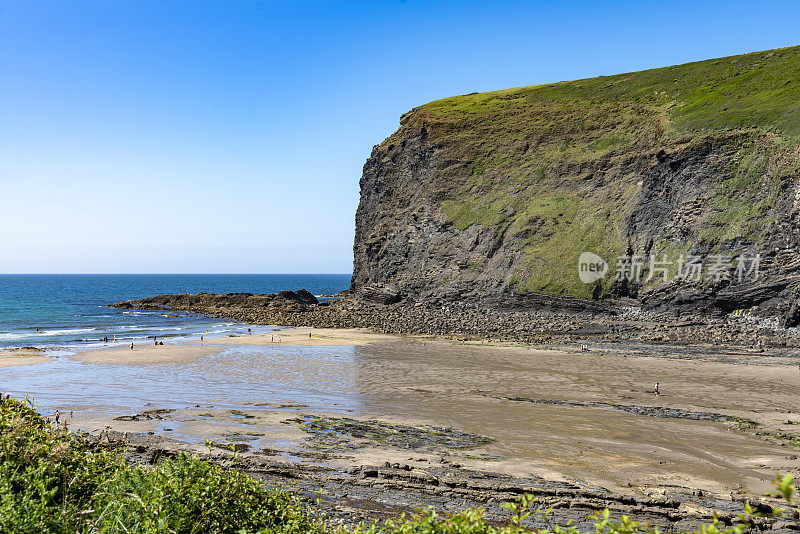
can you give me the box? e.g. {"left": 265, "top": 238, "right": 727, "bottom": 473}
{"left": 114, "top": 47, "right": 800, "bottom": 348}
{"left": 112, "top": 289, "right": 800, "bottom": 348}
{"left": 349, "top": 46, "right": 800, "bottom": 328}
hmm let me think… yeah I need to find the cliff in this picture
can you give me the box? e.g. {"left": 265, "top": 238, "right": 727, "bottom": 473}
{"left": 352, "top": 45, "right": 800, "bottom": 323}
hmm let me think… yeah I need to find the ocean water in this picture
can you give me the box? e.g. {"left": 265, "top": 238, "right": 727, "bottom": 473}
{"left": 0, "top": 274, "right": 351, "bottom": 350}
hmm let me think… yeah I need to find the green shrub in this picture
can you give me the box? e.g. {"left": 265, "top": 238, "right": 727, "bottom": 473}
{"left": 0, "top": 396, "right": 323, "bottom": 534}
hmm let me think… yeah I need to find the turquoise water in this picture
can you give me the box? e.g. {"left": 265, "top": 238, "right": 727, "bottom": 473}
{"left": 0, "top": 274, "right": 351, "bottom": 349}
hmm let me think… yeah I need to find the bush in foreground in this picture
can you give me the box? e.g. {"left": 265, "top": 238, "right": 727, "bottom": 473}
{"left": 0, "top": 396, "right": 323, "bottom": 533}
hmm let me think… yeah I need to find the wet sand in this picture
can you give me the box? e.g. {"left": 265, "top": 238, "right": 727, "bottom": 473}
{"left": 37, "top": 330, "right": 800, "bottom": 499}
{"left": 0, "top": 349, "right": 53, "bottom": 367}
{"left": 74, "top": 343, "right": 219, "bottom": 365}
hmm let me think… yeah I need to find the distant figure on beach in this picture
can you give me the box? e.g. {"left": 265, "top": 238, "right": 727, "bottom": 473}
{"left": 159, "top": 341, "right": 163, "bottom": 345}
{"left": 654, "top": 382, "right": 660, "bottom": 395}
{"left": 104, "top": 336, "right": 108, "bottom": 343}
{"left": 271, "top": 335, "right": 273, "bottom": 342}
{"left": 130, "top": 343, "right": 134, "bottom": 350}
{"left": 154, "top": 337, "right": 158, "bottom": 346}
{"left": 309, "top": 332, "right": 312, "bottom": 338}
{"left": 54, "top": 410, "right": 60, "bottom": 425}
{"left": 200, "top": 335, "right": 204, "bottom": 342}
{"left": 248, "top": 328, "right": 251, "bottom": 335}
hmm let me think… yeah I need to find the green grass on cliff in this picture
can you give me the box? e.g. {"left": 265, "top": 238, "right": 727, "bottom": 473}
{"left": 423, "top": 45, "right": 800, "bottom": 142}
{"left": 698, "top": 135, "right": 795, "bottom": 242}
{"left": 395, "top": 45, "right": 800, "bottom": 297}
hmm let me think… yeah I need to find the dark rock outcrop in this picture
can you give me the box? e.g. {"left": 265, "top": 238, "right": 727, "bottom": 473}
{"left": 111, "top": 289, "right": 318, "bottom": 314}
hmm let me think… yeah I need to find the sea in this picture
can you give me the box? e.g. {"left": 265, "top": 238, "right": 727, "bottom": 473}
{"left": 0, "top": 274, "right": 351, "bottom": 352}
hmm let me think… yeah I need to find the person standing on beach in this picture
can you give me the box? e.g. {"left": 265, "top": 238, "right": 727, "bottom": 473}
{"left": 654, "top": 382, "right": 660, "bottom": 395}
{"left": 130, "top": 343, "right": 134, "bottom": 350}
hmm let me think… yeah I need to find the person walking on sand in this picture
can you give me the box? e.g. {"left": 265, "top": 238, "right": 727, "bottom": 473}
{"left": 130, "top": 343, "right": 134, "bottom": 350}
{"left": 54, "top": 410, "right": 60, "bottom": 425}
{"left": 654, "top": 382, "right": 660, "bottom": 395}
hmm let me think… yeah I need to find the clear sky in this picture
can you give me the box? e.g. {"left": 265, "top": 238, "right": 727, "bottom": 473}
{"left": 1, "top": 1, "right": 798, "bottom": 274}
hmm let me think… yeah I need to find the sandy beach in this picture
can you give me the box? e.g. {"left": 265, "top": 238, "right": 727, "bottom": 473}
{"left": 41, "top": 329, "right": 800, "bottom": 500}
{"left": 70, "top": 327, "right": 393, "bottom": 365}
{"left": 0, "top": 349, "right": 53, "bottom": 367}
{"left": 198, "top": 326, "right": 398, "bottom": 346}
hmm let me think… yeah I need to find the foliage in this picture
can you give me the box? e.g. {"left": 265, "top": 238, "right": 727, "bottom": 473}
{"left": 0, "top": 396, "right": 323, "bottom": 534}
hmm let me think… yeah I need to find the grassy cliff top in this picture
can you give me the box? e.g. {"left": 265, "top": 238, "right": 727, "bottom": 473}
{"left": 419, "top": 45, "right": 800, "bottom": 141}
{"left": 386, "top": 45, "right": 800, "bottom": 298}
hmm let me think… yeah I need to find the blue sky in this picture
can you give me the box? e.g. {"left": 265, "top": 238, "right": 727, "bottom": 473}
{"left": 1, "top": 1, "right": 798, "bottom": 273}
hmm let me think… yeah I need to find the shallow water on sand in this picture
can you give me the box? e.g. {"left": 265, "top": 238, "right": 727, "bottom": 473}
{"left": 0, "top": 345, "right": 361, "bottom": 414}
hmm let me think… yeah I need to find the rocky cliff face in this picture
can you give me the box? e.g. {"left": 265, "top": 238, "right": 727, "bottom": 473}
{"left": 352, "top": 46, "right": 800, "bottom": 323}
